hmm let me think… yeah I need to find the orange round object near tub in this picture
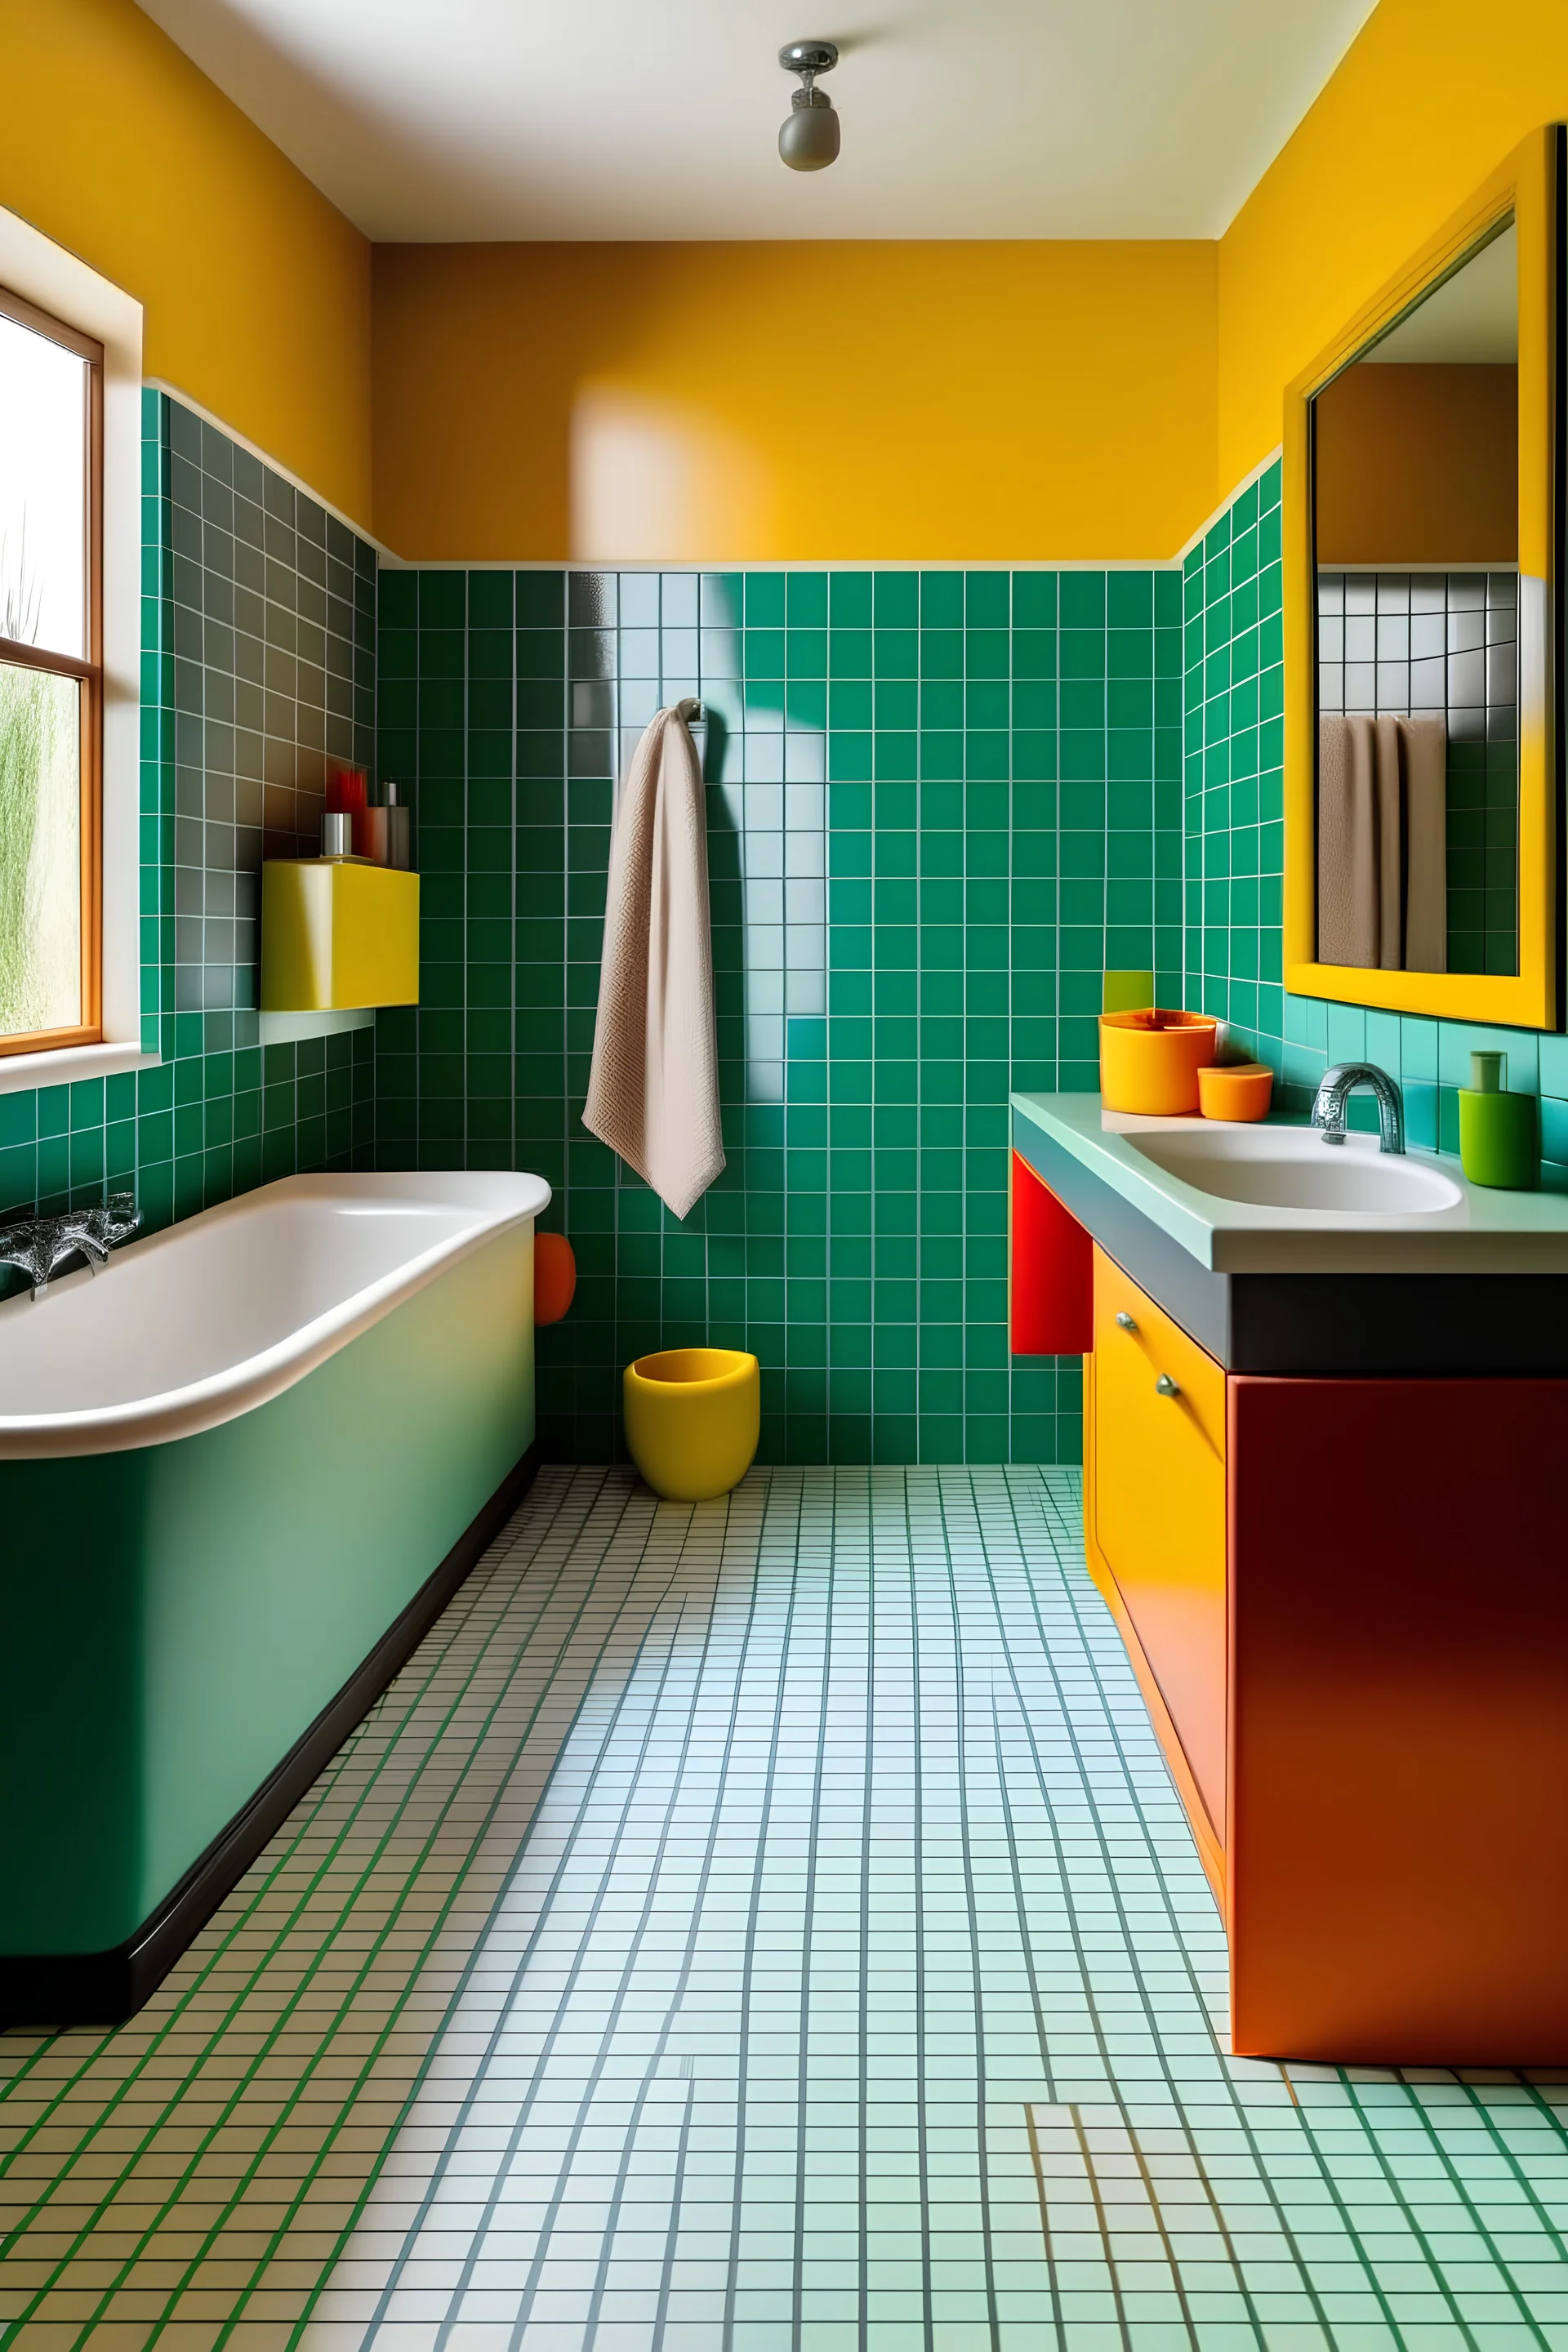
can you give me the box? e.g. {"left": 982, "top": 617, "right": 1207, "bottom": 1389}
{"left": 533, "top": 1231, "right": 577, "bottom": 1325}
{"left": 1198, "top": 1062, "right": 1275, "bottom": 1122}
{"left": 1098, "top": 1009, "right": 1218, "bottom": 1115}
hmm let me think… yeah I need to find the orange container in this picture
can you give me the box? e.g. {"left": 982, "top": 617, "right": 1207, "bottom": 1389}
{"left": 1198, "top": 1062, "right": 1274, "bottom": 1122}
{"left": 1098, "top": 1009, "right": 1218, "bottom": 1115}
{"left": 534, "top": 1231, "right": 577, "bottom": 1324}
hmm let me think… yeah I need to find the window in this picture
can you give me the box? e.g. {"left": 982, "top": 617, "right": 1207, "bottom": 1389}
{"left": 0, "top": 288, "right": 101, "bottom": 1056}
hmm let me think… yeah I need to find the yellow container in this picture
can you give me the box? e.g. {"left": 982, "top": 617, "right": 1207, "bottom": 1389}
{"left": 261, "top": 860, "right": 420, "bottom": 1011}
{"left": 1099, "top": 1009, "right": 1218, "bottom": 1115}
{"left": 1198, "top": 1061, "right": 1274, "bottom": 1122}
{"left": 623, "top": 1348, "right": 760, "bottom": 1502}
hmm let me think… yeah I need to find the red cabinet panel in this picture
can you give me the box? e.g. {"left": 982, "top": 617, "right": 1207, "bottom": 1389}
{"left": 1228, "top": 1375, "right": 1568, "bottom": 2063}
{"left": 1009, "top": 1152, "right": 1093, "bottom": 1356}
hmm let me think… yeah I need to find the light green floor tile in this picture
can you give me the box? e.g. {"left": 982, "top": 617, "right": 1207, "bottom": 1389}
{"left": 4, "top": 1464, "right": 1568, "bottom": 2351}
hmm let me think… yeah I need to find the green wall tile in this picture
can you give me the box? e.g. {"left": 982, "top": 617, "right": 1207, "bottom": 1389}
{"left": 376, "top": 557, "right": 1183, "bottom": 1468}
{"left": 1, "top": 392, "right": 374, "bottom": 1292}
{"left": 1186, "top": 452, "right": 1561, "bottom": 1158}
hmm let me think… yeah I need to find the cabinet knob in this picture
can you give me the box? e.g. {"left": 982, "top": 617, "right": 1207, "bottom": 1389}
{"left": 1115, "top": 1311, "right": 1137, "bottom": 1332}
{"left": 1155, "top": 1373, "right": 1181, "bottom": 1400}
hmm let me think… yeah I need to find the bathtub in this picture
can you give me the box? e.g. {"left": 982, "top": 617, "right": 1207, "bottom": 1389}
{"left": 0, "top": 1169, "right": 549, "bottom": 2025}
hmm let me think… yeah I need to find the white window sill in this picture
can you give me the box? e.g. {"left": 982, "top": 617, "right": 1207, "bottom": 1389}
{"left": 0, "top": 1041, "right": 160, "bottom": 1098}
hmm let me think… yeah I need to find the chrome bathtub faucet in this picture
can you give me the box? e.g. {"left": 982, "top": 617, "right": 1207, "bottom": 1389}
{"left": 0, "top": 1193, "right": 142, "bottom": 1298}
{"left": 1310, "top": 1062, "right": 1405, "bottom": 1154}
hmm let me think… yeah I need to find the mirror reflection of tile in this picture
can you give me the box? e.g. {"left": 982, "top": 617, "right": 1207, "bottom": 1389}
{"left": 1318, "top": 568, "right": 1518, "bottom": 977}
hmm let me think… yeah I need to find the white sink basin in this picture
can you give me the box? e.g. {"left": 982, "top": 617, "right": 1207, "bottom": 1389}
{"left": 1125, "top": 1125, "right": 1465, "bottom": 1214}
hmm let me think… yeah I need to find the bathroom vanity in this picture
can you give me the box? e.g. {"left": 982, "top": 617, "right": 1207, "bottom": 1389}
{"left": 1013, "top": 1090, "right": 1568, "bottom": 2065}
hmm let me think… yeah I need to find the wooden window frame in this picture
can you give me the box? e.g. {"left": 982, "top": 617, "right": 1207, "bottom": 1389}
{"left": 0, "top": 283, "right": 104, "bottom": 1058}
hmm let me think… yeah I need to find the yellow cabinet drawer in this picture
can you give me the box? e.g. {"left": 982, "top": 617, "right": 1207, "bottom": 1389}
{"left": 1090, "top": 1246, "right": 1227, "bottom": 1838}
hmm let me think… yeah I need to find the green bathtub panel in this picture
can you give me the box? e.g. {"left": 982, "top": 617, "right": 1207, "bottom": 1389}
{"left": 0, "top": 1227, "right": 535, "bottom": 1956}
{"left": 0, "top": 1470, "right": 149, "bottom": 1949}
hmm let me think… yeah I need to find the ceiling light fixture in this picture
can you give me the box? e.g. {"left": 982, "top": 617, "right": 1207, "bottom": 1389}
{"left": 778, "top": 40, "right": 840, "bottom": 172}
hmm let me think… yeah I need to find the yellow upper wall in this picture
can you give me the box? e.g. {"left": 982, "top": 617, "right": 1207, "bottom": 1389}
{"left": 372, "top": 241, "right": 1217, "bottom": 564}
{"left": 24, "top": 0, "right": 1564, "bottom": 563}
{"left": 0, "top": 0, "right": 372, "bottom": 528}
{"left": 1218, "top": 0, "right": 1568, "bottom": 501}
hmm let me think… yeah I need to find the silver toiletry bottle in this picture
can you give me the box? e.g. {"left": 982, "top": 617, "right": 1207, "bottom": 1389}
{"left": 385, "top": 781, "right": 412, "bottom": 871}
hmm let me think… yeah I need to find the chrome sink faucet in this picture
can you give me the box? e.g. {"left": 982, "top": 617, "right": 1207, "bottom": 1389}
{"left": 1311, "top": 1062, "right": 1405, "bottom": 1154}
{"left": 0, "top": 1192, "right": 142, "bottom": 1298}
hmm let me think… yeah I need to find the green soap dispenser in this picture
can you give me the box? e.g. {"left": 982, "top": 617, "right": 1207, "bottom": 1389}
{"left": 1458, "top": 1051, "right": 1539, "bottom": 1189}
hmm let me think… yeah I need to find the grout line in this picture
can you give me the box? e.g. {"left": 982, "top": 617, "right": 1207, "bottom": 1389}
{"left": 9, "top": 1466, "right": 1568, "bottom": 2342}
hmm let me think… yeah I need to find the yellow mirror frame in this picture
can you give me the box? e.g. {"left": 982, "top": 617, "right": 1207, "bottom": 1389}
{"left": 1283, "top": 127, "right": 1560, "bottom": 1030}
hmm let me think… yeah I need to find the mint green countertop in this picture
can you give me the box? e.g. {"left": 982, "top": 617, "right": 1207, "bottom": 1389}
{"left": 1011, "top": 1091, "right": 1568, "bottom": 1275}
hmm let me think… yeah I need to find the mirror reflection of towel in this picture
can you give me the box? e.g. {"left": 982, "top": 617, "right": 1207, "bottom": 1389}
{"left": 1317, "top": 713, "right": 1448, "bottom": 972}
{"left": 1319, "top": 715, "right": 1381, "bottom": 966}
{"left": 1371, "top": 717, "right": 1404, "bottom": 969}
{"left": 1401, "top": 716, "right": 1447, "bottom": 974}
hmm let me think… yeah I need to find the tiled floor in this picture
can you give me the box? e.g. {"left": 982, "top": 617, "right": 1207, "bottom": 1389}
{"left": 4, "top": 1466, "right": 1568, "bottom": 2351}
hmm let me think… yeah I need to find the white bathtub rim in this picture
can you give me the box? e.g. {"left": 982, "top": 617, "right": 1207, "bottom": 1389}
{"left": 0, "top": 1169, "right": 552, "bottom": 1459}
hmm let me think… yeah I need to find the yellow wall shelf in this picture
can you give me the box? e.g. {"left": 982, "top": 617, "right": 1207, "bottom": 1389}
{"left": 261, "top": 860, "right": 420, "bottom": 1012}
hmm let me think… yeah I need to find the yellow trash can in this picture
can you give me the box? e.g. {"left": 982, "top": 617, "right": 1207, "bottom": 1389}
{"left": 623, "top": 1348, "right": 760, "bottom": 1502}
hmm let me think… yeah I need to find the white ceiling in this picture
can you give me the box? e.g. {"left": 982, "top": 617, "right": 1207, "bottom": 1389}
{"left": 136, "top": 0, "right": 1379, "bottom": 243}
{"left": 1368, "top": 224, "right": 1518, "bottom": 363}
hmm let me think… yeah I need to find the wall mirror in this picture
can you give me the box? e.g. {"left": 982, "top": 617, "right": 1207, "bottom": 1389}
{"left": 1284, "top": 128, "right": 1560, "bottom": 1029}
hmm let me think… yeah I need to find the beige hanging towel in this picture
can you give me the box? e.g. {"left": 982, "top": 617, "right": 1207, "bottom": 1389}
{"left": 583, "top": 700, "right": 725, "bottom": 1220}
{"left": 1399, "top": 715, "right": 1448, "bottom": 974}
{"left": 1371, "top": 715, "right": 1405, "bottom": 970}
{"left": 1318, "top": 715, "right": 1379, "bottom": 967}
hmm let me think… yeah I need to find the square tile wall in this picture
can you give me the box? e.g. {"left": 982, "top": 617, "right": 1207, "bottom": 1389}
{"left": 374, "top": 566, "right": 1183, "bottom": 1466}
{"left": 1183, "top": 462, "right": 1287, "bottom": 1071}
{"left": 1183, "top": 457, "right": 1568, "bottom": 1169}
{"left": 1316, "top": 567, "right": 1521, "bottom": 978}
{"left": 0, "top": 392, "right": 376, "bottom": 1288}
